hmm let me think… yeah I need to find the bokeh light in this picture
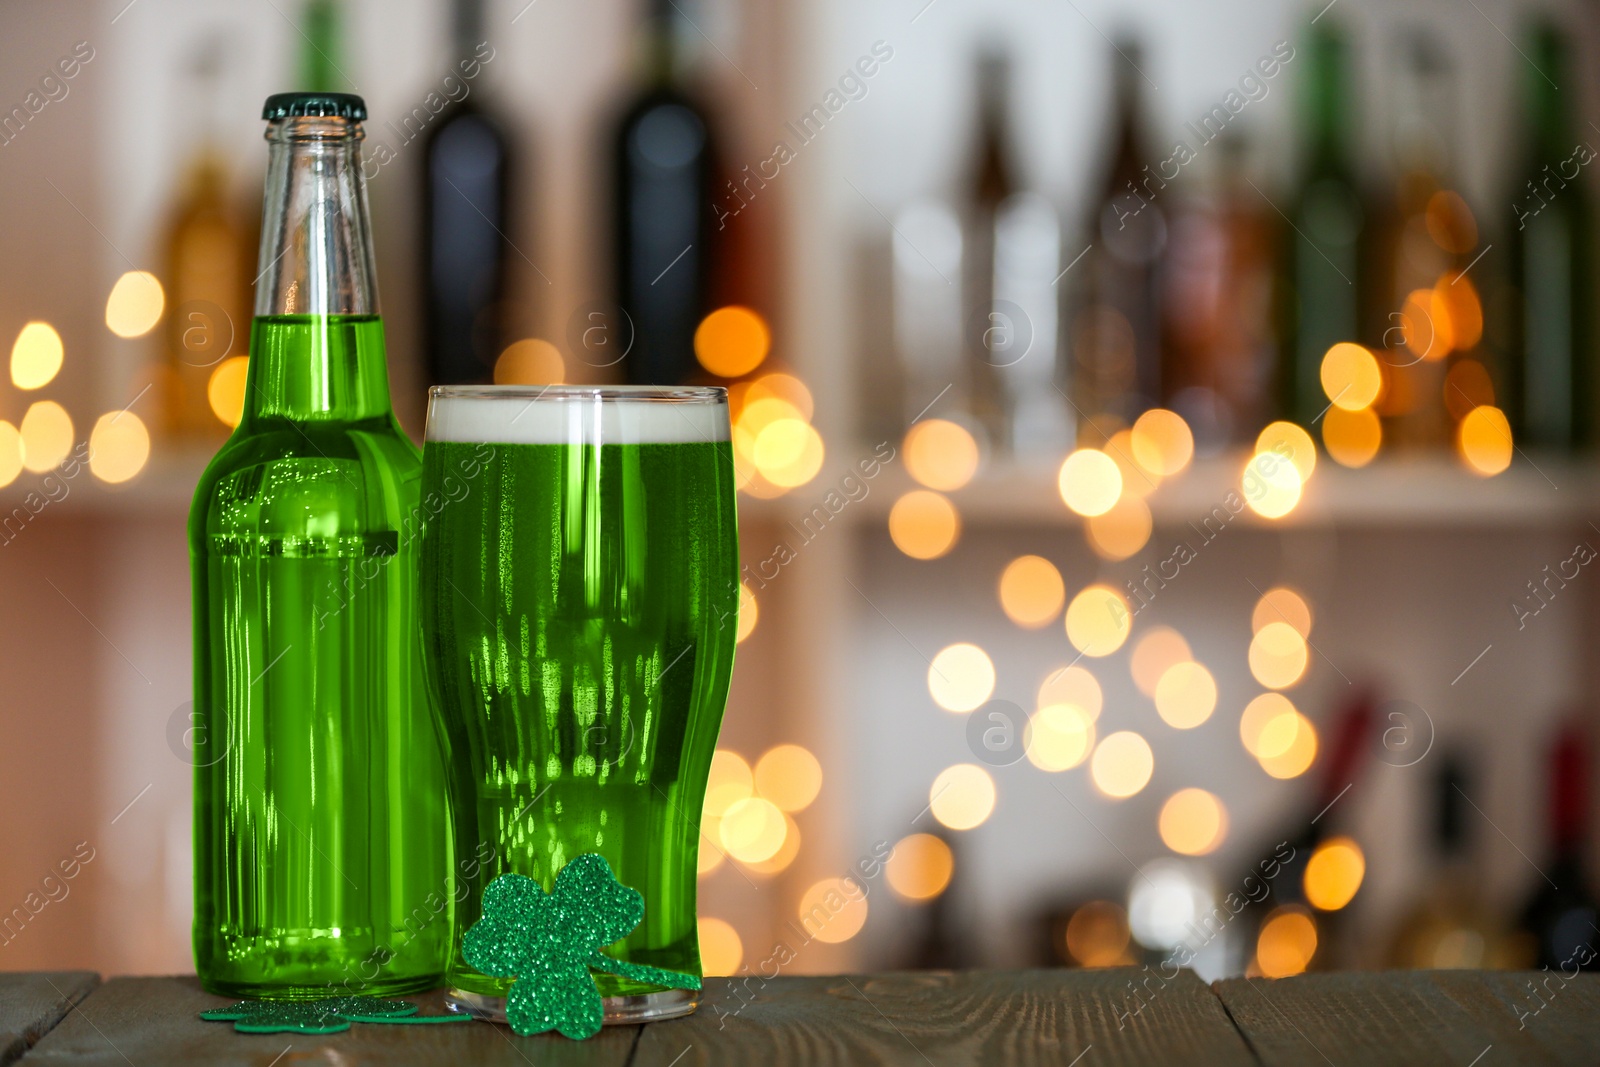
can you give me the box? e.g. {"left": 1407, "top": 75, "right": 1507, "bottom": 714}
{"left": 1436, "top": 272, "right": 1483, "bottom": 350}
{"left": 1130, "top": 408, "right": 1194, "bottom": 476}
{"left": 1304, "top": 837, "right": 1366, "bottom": 911}
{"left": 1252, "top": 587, "right": 1312, "bottom": 638}
{"left": 1457, "top": 405, "right": 1512, "bottom": 476}
{"left": 745, "top": 814, "right": 802, "bottom": 875}
{"left": 1090, "top": 731, "right": 1154, "bottom": 799}
{"left": 928, "top": 642, "right": 996, "bottom": 713}
{"left": 888, "top": 490, "right": 960, "bottom": 560}
{"left": 904, "top": 419, "right": 980, "bottom": 491}
{"left": 1065, "top": 585, "right": 1132, "bottom": 657}
{"left": 494, "top": 338, "right": 564, "bottom": 384}
{"left": 105, "top": 270, "right": 164, "bottom": 338}
{"left": 1249, "top": 621, "right": 1310, "bottom": 689}
{"left": 719, "top": 796, "right": 787, "bottom": 863}
{"left": 885, "top": 833, "right": 955, "bottom": 902}
{"left": 745, "top": 373, "right": 814, "bottom": 420}
{"left": 1037, "top": 664, "right": 1103, "bottom": 721}
{"left": 694, "top": 305, "right": 770, "bottom": 378}
{"left": 1257, "top": 906, "right": 1318, "bottom": 977}
{"left": 1154, "top": 661, "right": 1217, "bottom": 729}
{"left": 1106, "top": 429, "right": 1159, "bottom": 499}
{"left": 697, "top": 823, "right": 725, "bottom": 876}
{"left": 736, "top": 583, "right": 760, "bottom": 644}
{"left": 1255, "top": 421, "right": 1316, "bottom": 482}
{"left": 698, "top": 917, "right": 743, "bottom": 977}
{"left": 1258, "top": 712, "right": 1318, "bottom": 779}
{"left": 0, "top": 422, "right": 22, "bottom": 489}
{"left": 1425, "top": 190, "right": 1478, "bottom": 254}
{"left": 1086, "top": 495, "right": 1153, "bottom": 561}
{"left": 929, "top": 763, "right": 996, "bottom": 830}
{"left": 10, "top": 321, "right": 63, "bottom": 391}
{"left": 1065, "top": 901, "right": 1132, "bottom": 967}
{"left": 208, "top": 355, "right": 250, "bottom": 427}
{"left": 1403, "top": 287, "right": 1456, "bottom": 361}
{"left": 1057, "top": 448, "right": 1122, "bottom": 517}
{"left": 19, "top": 401, "right": 72, "bottom": 473}
{"left": 1240, "top": 693, "right": 1301, "bottom": 759}
{"left": 1025, "top": 704, "right": 1095, "bottom": 772}
{"left": 1322, "top": 406, "right": 1382, "bottom": 468}
{"left": 753, "top": 744, "right": 823, "bottom": 813}
{"left": 704, "top": 749, "right": 754, "bottom": 817}
{"left": 88, "top": 411, "right": 151, "bottom": 484}
{"left": 753, "top": 419, "right": 824, "bottom": 488}
{"left": 998, "top": 555, "right": 1065, "bottom": 628}
{"left": 798, "top": 878, "right": 868, "bottom": 943}
{"left": 1243, "top": 451, "right": 1303, "bottom": 519}
{"left": 1319, "top": 342, "right": 1382, "bottom": 410}
{"left": 1130, "top": 626, "right": 1193, "bottom": 697}
{"left": 1159, "top": 788, "right": 1228, "bottom": 855}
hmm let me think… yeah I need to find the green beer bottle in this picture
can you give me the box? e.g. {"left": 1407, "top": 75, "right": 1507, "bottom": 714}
{"left": 190, "top": 93, "right": 448, "bottom": 997}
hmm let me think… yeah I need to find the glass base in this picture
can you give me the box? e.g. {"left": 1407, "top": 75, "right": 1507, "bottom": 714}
{"left": 445, "top": 986, "right": 698, "bottom": 1026}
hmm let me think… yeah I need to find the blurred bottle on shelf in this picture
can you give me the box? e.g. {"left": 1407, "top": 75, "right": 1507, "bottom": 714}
{"left": 159, "top": 37, "right": 253, "bottom": 442}
{"left": 1231, "top": 688, "right": 1374, "bottom": 975}
{"left": 958, "top": 50, "right": 1067, "bottom": 457}
{"left": 902, "top": 832, "right": 975, "bottom": 969}
{"left": 1069, "top": 39, "right": 1165, "bottom": 433}
{"left": 1506, "top": 19, "right": 1594, "bottom": 451}
{"left": 1278, "top": 20, "right": 1365, "bottom": 429}
{"left": 1516, "top": 722, "right": 1600, "bottom": 971}
{"left": 1386, "top": 752, "right": 1522, "bottom": 968}
{"left": 298, "top": 0, "right": 347, "bottom": 92}
{"left": 612, "top": 0, "right": 718, "bottom": 385}
{"left": 421, "top": 0, "right": 514, "bottom": 386}
{"left": 893, "top": 200, "right": 966, "bottom": 426}
{"left": 1162, "top": 133, "right": 1275, "bottom": 449}
{"left": 1369, "top": 31, "right": 1480, "bottom": 451}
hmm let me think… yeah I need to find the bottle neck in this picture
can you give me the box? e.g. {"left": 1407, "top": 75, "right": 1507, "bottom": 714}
{"left": 248, "top": 115, "right": 389, "bottom": 423}
{"left": 1304, "top": 29, "right": 1353, "bottom": 174}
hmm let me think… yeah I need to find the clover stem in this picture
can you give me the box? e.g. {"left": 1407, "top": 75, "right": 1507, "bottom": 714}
{"left": 587, "top": 951, "right": 702, "bottom": 991}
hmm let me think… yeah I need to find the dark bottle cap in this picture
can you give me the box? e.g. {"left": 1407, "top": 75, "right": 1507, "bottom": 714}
{"left": 262, "top": 92, "right": 366, "bottom": 121}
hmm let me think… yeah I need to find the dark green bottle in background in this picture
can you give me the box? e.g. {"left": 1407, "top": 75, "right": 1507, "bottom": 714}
{"left": 189, "top": 93, "right": 448, "bottom": 997}
{"left": 1280, "top": 20, "right": 1365, "bottom": 427}
{"left": 1506, "top": 19, "right": 1593, "bottom": 450}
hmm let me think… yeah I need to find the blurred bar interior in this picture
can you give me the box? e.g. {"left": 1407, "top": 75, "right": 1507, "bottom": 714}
{"left": 1, "top": 0, "right": 1598, "bottom": 983}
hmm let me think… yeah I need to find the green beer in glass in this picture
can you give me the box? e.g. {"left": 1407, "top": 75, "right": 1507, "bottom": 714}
{"left": 421, "top": 386, "right": 738, "bottom": 1023}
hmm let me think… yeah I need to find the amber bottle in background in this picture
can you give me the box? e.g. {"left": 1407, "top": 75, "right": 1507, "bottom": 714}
{"left": 1279, "top": 19, "right": 1366, "bottom": 429}
{"left": 1505, "top": 18, "right": 1594, "bottom": 451}
{"left": 1069, "top": 39, "right": 1165, "bottom": 432}
{"left": 159, "top": 39, "right": 253, "bottom": 443}
{"left": 1367, "top": 31, "right": 1481, "bottom": 451}
{"left": 1162, "top": 133, "right": 1276, "bottom": 449}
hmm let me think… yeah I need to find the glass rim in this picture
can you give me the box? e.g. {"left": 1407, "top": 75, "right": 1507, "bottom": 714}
{"left": 429, "top": 384, "right": 727, "bottom": 404}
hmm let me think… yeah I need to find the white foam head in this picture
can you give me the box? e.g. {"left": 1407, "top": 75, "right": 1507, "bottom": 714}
{"left": 426, "top": 386, "right": 729, "bottom": 445}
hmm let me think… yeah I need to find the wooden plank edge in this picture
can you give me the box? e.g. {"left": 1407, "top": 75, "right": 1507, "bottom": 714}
{"left": 0, "top": 972, "right": 100, "bottom": 1067}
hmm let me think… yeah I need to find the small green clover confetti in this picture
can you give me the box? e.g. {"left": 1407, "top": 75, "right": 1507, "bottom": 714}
{"left": 462, "top": 854, "right": 701, "bottom": 1040}
{"left": 199, "top": 995, "right": 471, "bottom": 1034}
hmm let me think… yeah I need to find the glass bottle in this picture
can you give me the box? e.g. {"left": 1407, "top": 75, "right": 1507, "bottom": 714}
{"left": 1517, "top": 723, "right": 1600, "bottom": 970}
{"left": 190, "top": 93, "right": 448, "bottom": 998}
{"left": 612, "top": 0, "right": 717, "bottom": 384}
{"left": 422, "top": 0, "right": 514, "bottom": 386}
{"left": 1506, "top": 19, "right": 1593, "bottom": 450}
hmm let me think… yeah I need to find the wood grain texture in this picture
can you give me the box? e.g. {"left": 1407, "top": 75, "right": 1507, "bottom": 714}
{"left": 16, "top": 978, "right": 637, "bottom": 1067}
{"left": 631, "top": 970, "right": 1258, "bottom": 1067}
{"left": 0, "top": 972, "right": 97, "bottom": 1066}
{"left": 1214, "top": 971, "right": 1600, "bottom": 1067}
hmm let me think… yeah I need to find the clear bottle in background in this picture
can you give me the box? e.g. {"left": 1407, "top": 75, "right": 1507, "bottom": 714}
{"left": 1369, "top": 31, "right": 1481, "bottom": 451}
{"left": 961, "top": 48, "right": 1015, "bottom": 451}
{"left": 1279, "top": 19, "right": 1365, "bottom": 429}
{"left": 1069, "top": 39, "right": 1165, "bottom": 432}
{"left": 1516, "top": 723, "right": 1600, "bottom": 971}
{"left": 1162, "top": 133, "right": 1275, "bottom": 449}
{"left": 190, "top": 94, "right": 448, "bottom": 997}
{"left": 1385, "top": 753, "right": 1521, "bottom": 968}
{"left": 612, "top": 0, "right": 718, "bottom": 385}
{"left": 160, "top": 36, "right": 253, "bottom": 442}
{"left": 422, "top": 0, "right": 515, "bottom": 386}
{"left": 1506, "top": 18, "right": 1593, "bottom": 451}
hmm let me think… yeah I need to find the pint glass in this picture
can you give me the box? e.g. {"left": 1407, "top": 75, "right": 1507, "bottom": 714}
{"left": 420, "top": 386, "right": 738, "bottom": 1024}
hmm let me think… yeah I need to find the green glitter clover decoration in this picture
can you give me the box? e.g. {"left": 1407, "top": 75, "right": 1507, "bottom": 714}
{"left": 199, "top": 995, "right": 470, "bottom": 1034}
{"left": 462, "top": 853, "right": 701, "bottom": 1039}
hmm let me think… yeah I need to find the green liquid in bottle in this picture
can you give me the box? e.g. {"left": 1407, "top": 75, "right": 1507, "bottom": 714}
{"left": 191, "top": 314, "right": 449, "bottom": 997}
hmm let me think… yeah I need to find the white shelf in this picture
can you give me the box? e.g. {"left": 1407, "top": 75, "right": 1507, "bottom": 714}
{"left": 744, "top": 451, "right": 1600, "bottom": 531}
